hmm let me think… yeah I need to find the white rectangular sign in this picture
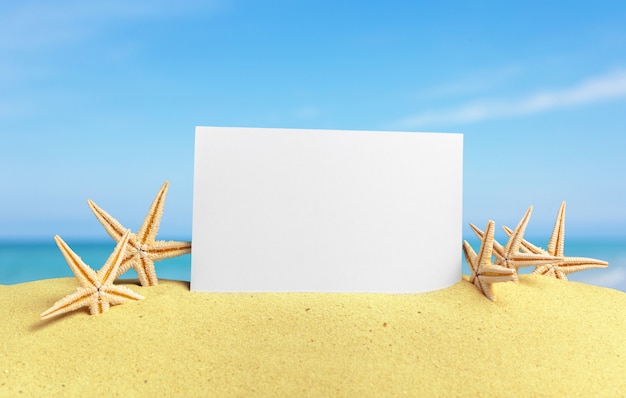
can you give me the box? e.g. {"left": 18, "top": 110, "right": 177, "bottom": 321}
{"left": 191, "top": 127, "right": 462, "bottom": 293}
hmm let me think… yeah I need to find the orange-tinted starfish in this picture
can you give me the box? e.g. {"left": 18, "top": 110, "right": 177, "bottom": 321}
{"left": 503, "top": 201, "right": 608, "bottom": 280}
{"left": 87, "top": 181, "right": 191, "bottom": 286}
{"left": 463, "top": 220, "right": 518, "bottom": 301}
{"left": 470, "top": 205, "right": 561, "bottom": 276}
{"left": 41, "top": 230, "right": 143, "bottom": 320}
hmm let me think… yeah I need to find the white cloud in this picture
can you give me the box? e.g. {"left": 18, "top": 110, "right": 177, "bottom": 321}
{"left": 413, "top": 65, "right": 523, "bottom": 101}
{"left": 0, "top": 0, "right": 223, "bottom": 50}
{"left": 397, "top": 70, "right": 626, "bottom": 128}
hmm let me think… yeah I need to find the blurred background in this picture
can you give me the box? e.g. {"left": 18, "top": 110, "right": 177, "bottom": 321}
{"left": 1, "top": 1, "right": 624, "bottom": 289}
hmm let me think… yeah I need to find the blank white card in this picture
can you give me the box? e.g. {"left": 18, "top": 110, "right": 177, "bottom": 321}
{"left": 191, "top": 127, "right": 463, "bottom": 293}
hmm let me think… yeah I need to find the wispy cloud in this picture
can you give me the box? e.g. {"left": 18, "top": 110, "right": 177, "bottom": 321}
{"left": 397, "top": 70, "right": 626, "bottom": 128}
{"left": 0, "top": 0, "right": 223, "bottom": 50}
{"left": 413, "top": 65, "right": 523, "bottom": 101}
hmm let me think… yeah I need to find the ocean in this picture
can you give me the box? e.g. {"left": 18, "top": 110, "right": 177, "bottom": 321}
{"left": 0, "top": 240, "right": 192, "bottom": 286}
{"left": 1, "top": 238, "right": 625, "bottom": 292}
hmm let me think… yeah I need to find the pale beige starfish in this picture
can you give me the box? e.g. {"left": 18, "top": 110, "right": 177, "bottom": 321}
{"left": 503, "top": 201, "right": 608, "bottom": 280}
{"left": 41, "top": 230, "right": 143, "bottom": 320}
{"left": 469, "top": 205, "right": 562, "bottom": 275}
{"left": 87, "top": 181, "right": 192, "bottom": 286}
{"left": 463, "top": 220, "right": 518, "bottom": 301}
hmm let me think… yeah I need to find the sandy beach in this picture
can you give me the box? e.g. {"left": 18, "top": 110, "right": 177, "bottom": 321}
{"left": 1, "top": 274, "right": 625, "bottom": 397}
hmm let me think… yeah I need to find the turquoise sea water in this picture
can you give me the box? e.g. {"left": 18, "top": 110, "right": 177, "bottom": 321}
{"left": 1, "top": 238, "right": 625, "bottom": 292}
{"left": 0, "top": 240, "right": 192, "bottom": 286}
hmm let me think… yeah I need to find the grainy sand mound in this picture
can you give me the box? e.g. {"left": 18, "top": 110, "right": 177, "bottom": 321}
{"left": 1, "top": 274, "right": 625, "bottom": 397}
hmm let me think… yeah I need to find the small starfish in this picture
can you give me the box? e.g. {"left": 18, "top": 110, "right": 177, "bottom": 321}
{"left": 469, "top": 205, "right": 562, "bottom": 275}
{"left": 87, "top": 181, "right": 192, "bottom": 286}
{"left": 41, "top": 230, "right": 143, "bottom": 320}
{"left": 463, "top": 220, "right": 518, "bottom": 301}
{"left": 503, "top": 201, "right": 608, "bottom": 280}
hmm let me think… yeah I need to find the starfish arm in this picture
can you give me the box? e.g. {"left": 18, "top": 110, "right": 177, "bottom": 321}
{"left": 128, "top": 240, "right": 191, "bottom": 286}
{"left": 54, "top": 235, "right": 98, "bottom": 288}
{"left": 478, "top": 221, "right": 496, "bottom": 268}
{"left": 474, "top": 278, "right": 496, "bottom": 301}
{"left": 508, "top": 253, "right": 563, "bottom": 268}
{"left": 87, "top": 199, "right": 128, "bottom": 242}
{"left": 491, "top": 244, "right": 507, "bottom": 264}
{"left": 114, "top": 253, "right": 158, "bottom": 286}
{"left": 146, "top": 240, "right": 192, "bottom": 260}
{"left": 475, "top": 263, "right": 518, "bottom": 301}
{"left": 467, "top": 221, "right": 516, "bottom": 301}
{"left": 114, "top": 251, "right": 137, "bottom": 277}
{"left": 479, "top": 273, "right": 518, "bottom": 284}
{"left": 134, "top": 256, "right": 158, "bottom": 287}
{"left": 547, "top": 201, "right": 566, "bottom": 257}
{"left": 101, "top": 285, "right": 144, "bottom": 305}
{"left": 42, "top": 234, "right": 145, "bottom": 320}
{"left": 479, "top": 263, "right": 518, "bottom": 280}
{"left": 502, "top": 226, "right": 548, "bottom": 255}
{"left": 89, "top": 299, "right": 110, "bottom": 315}
{"left": 558, "top": 256, "right": 609, "bottom": 274}
{"left": 40, "top": 287, "right": 97, "bottom": 320}
{"left": 97, "top": 230, "right": 131, "bottom": 285}
{"left": 482, "top": 288, "right": 496, "bottom": 301}
{"left": 136, "top": 181, "right": 169, "bottom": 244}
{"left": 468, "top": 223, "right": 484, "bottom": 239}
{"left": 470, "top": 223, "right": 506, "bottom": 261}
{"left": 554, "top": 269, "right": 568, "bottom": 279}
{"left": 533, "top": 264, "right": 568, "bottom": 279}
{"left": 463, "top": 240, "right": 479, "bottom": 275}
{"left": 504, "top": 206, "right": 533, "bottom": 255}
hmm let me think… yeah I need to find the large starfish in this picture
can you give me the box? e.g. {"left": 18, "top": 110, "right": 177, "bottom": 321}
{"left": 469, "top": 206, "right": 562, "bottom": 276}
{"left": 87, "top": 181, "right": 192, "bottom": 286}
{"left": 41, "top": 230, "right": 143, "bottom": 320}
{"left": 503, "top": 201, "right": 608, "bottom": 280}
{"left": 463, "top": 220, "right": 518, "bottom": 301}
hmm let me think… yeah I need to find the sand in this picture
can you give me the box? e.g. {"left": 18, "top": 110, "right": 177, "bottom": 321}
{"left": 1, "top": 274, "right": 625, "bottom": 397}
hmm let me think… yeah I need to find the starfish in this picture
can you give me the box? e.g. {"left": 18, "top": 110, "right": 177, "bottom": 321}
{"left": 503, "top": 201, "right": 608, "bottom": 280}
{"left": 463, "top": 220, "right": 518, "bottom": 301}
{"left": 469, "top": 205, "right": 562, "bottom": 275}
{"left": 87, "top": 181, "right": 192, "bottom": 286}
{"left": 41, "top": 230, "right": 143, "bottom": 320}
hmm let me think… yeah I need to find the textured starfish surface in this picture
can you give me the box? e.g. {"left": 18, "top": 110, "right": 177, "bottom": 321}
{"left": 463, "top": 220, "right": 518, "bottom": 301}
{"left": 87, "top": 181, "right": 192, "bottom": 286}
{"left": 503, "top": 201, "right": 608, "bottom": 280}
{"left": 469, "top": 206, "right": 562, "bottom": 275}
{"left": 41, "top": 230, "right": 143, "bottom": 320}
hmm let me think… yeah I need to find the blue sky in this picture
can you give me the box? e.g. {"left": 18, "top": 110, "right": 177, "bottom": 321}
{"left": 1, "top": 0, "right": 625, "bottom": 243}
